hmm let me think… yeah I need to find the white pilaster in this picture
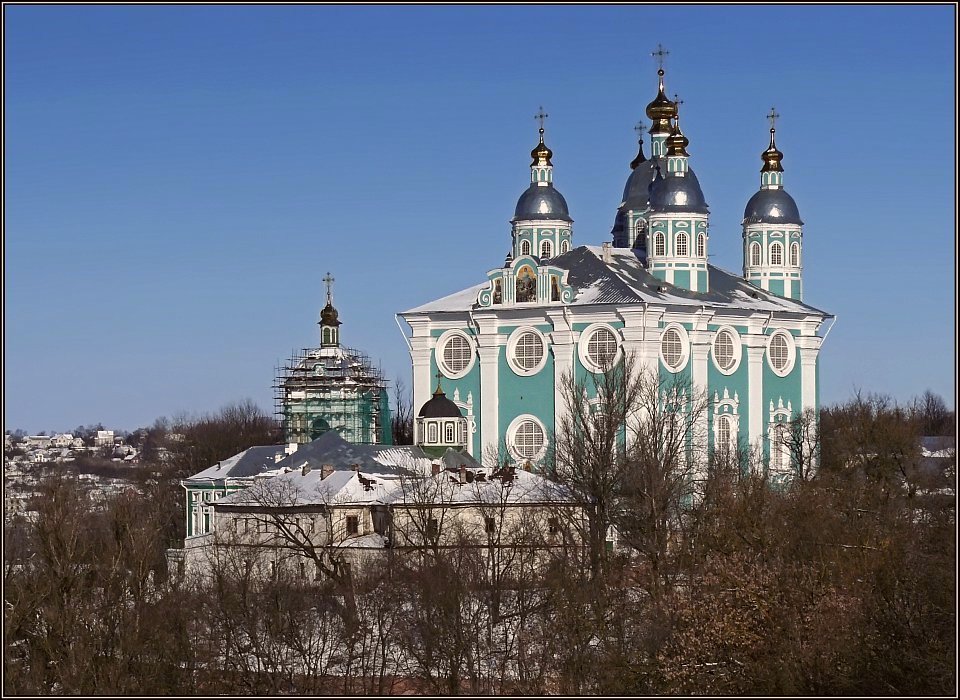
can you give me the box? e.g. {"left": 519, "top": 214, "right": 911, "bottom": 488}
{"left": 744, "top": 334, "right": 766, "bottom": 451}
{"left": 474, "top": 313, "right": 500, "bottom": 458}
{"left": 547, "top": 309, "right": 575, "bottom": 437}
{"left": 690, "top": 327, "right": 711, "bottom": 472}
{"left": 798, "top": 336, "right": 821, "bottom": 413}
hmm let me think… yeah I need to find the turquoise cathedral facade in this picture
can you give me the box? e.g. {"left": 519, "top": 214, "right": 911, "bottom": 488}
{"left": 399, "top": 64, "right": 832, "bottom": 477}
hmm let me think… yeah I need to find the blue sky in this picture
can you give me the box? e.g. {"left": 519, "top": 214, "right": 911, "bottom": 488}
{"left": 4, "top": 5, "right": 956, "bottom": 433}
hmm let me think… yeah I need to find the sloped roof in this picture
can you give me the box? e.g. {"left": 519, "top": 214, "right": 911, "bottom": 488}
{"left": 271, "top": 430, "right": 432, "bottom": 475}
{"left": 187, "top": 445, "right": 288, "bottom": 481}
{"left": 403, "top": 245, "right": 830, "bottom": 316}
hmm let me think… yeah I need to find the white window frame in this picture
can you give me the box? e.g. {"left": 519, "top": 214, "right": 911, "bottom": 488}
{"left": 427, "top": 422, "right": 438, "bottom": 444}
{"left": 696, "top": 233, "right": 706, "bottom": 257}
{"left": 750, "top": 241, "right": 761, "bottom": 266}
{"left": 790, "top": 242, "right": 800, "bottom": 267}
{"left": 560, "top": 239, "right": 570, "bottom": 254}
{"left": 577, "top": 323, "right": 623, "bottom": 374}
{"left": 654, "top": 232, "right": 665, "bottom": 256}
{"left": 444, "top": 422, "right": 455, "bottom": 444}
{"left": 766, "top": 330, "right": 797, "bottom": 377}
{"left": 676, "top": 232, "right": 688, "bottom": 256}
{"left": 770, "top": 241, "right": 784, "bottom": 266}
{"left": 506, "top": 326, "right": 549, "bottom": 377}
{"left": 436, "top": 329, "right": 477, "bottom": 379}
{"left": 540, "top": 241, "right": 552, "bottom": 259}
{"left": 659, "top": 322, "right": 691, "bottom": 373}
{"left": 710, "top": 325, "right": 743, "bottom": 375}
{"left": 506, "top": 414, "right": 548, "bottom": 462}
{"left": 520, "top": 240, "right": 531, "bottom": 256}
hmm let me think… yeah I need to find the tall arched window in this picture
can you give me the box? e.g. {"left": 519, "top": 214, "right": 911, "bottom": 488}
{"left": 560, "top": 240, "right": 569, "bottom": 254}
{"left": 654, "top": 232, "right": 665, "bottom": 256}
{"left": 770, "top": 242, "right": 783, "bottom": 266}
{"left": 717, "top": 415, "right": 732, "bottom": 450}
{"left": 696, "top": 233, "right": 705, "bottom": 257}
{"left": 750, "top": 242, "right": 761, "bottom": 266}
{"left": 790, "top": 242, "right": 800, "bottom": 267}
{"left": 676, "top": 233, "right": 688, "bottom": 256}
{"left": 540, "top": 241, "right": 552, "bottom": 259}
{"left": 520, "top": 240, "right": 531, "bottom": 256}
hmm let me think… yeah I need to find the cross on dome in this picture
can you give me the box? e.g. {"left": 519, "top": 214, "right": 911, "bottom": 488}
{"left": 322, "top": 272, "right": 335, "bottom": 305}
{"left": 767, "top": 106, "right": 780, "bottom": 131}
{"left": 534, "top": 106, "right": 549, "bottom": 134}
{"left": 651, "top": 43, "right": 670, "bottom": 71}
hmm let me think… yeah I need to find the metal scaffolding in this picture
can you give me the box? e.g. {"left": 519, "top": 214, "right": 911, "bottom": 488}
{"left": 274, "top": 345, "right": 392, "bottom": 446}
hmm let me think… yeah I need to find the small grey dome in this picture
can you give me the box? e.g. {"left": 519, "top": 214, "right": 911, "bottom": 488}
{"left": 742, "top": 189, "right": 803, "bottom": 225}
{"left": 648, "top": 174, "right": 709, "bottom": 214}
{"left": 418, "top": 391, "right": 464, "bottom": 419}
{"left": 619, "top": 157, "right": 706, "bottom": 211}
{"left": 513, "top": 184, "right": 572, "bottom": 222}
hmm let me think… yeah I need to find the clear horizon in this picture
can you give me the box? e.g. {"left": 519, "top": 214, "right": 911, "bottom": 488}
{"left": 4, "top": 5, "right": 956, "bottom": 434}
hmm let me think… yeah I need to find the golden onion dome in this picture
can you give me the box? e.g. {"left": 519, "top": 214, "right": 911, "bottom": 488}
{"left": 645, "top": 69, "right": 677, "bottom": 133}
{"left": 761, "top": 127, "right": 784, "bottom": 173}
{"left": 530, "top": 127, "right": 553, "bottom": 166}
{"left": 666, "top": 117, "right": 689, "bottom": 157}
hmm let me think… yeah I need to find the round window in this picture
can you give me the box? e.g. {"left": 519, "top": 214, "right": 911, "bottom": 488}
{"left": 766, "top": 331, "right": 796, "bottom": 376}
{"left": 713, "top": 331, "right": 734, "bottom": 370}
{"left": 661, "top": 328, "right": 684, "bottom": 370}
{"left": 587, "top": 328, "right": 618, "bottom": 369}
{"left": 509, "top": 330, "right": 545, "bottom": 375}
{"left": 513, "top": 419, "right": 545, "bottom": 460}
{"left": 437, "top": 331, "right": 475, "bottom": 378}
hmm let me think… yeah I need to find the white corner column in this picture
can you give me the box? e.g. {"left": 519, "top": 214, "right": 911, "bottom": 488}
{"left": 474, "top": 313, "right": 500, "bottom": 458}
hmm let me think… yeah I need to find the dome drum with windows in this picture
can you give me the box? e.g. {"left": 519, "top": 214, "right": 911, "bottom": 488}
{"left": 417, "top": 378, "right": 468, "bottom": 451}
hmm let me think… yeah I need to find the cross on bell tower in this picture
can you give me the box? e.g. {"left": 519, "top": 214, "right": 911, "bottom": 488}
{"left": 322, "top": 272, "right": 335, "bottom": 306}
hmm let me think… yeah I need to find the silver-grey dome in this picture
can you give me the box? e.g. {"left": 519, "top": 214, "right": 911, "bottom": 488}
{"left": 619, "top": 156, "right": 706, "bottom": 211}
{"left": 512, "top": 184, "right": 572, "bottom": 222}
{"left": 742, "top": 188, "right": 802, "bottom": 225}
{"left": 648, "top": 174, "right": 709, "bottom": 214}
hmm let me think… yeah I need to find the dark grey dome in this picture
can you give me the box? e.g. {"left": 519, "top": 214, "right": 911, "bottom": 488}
{"left": 513, "top": 184, "right": 572, "bottom": 222}
{"left": 648, "top": 174, "right": 709, "bottom": 214}
{"left": 742, "top": 188, "right": 803, "bottom": 225}
{"left": 418, "top": 391, "right": 464, "bottom": 419}
{"left": 619, "top": 156, "right": 706, "bottom": 211}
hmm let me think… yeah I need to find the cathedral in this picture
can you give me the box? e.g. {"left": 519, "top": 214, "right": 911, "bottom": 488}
{"left": 400, "top": 58, "right": 833, "bottom": 475}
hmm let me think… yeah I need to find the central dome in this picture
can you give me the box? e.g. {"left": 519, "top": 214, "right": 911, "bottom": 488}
{"left": 513, "top": 184, "right": 572, "bottom": 222}
{"left": 648, "top": 174, "right": 709, "bottom": 214}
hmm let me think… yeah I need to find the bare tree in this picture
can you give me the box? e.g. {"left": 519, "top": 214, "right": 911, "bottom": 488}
{"left": 391, "top": 378, "right": 415, "bottom": 445}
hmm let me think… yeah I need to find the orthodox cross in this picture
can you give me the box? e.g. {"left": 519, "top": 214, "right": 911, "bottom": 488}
{"left": 651, "top": 43, "right": 669, "bottom": 70}
{"left": 767, "top": 106, "right": 780, "bottom": 130}
{"left": 534, "top": 106, "right": 549, "bottom": 131}
{"left": 322, "top": 272, "right": 335, "bottom": 305}
{"left": 673, "top": 93, "right": 684, "bottom": 110}
{"left": 634, "top": 122, "right": 646, "bottom": 141}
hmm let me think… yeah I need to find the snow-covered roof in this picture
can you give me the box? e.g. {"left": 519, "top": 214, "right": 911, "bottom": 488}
{"left": 384, "top": 465, "right": 577, "bottom": 506}
{"left": 217, "top": 466, "right": 403, "bottom": 508}
{"left": 271, "top": 431, "right": 433, "bottom": 475}
{"left": 402, "top": 245, "right": 830, "bottom": 316}
{"left": 187, "top": 445, "right": 289, "bottom": 481}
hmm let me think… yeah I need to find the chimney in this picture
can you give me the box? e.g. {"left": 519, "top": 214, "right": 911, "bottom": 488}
{"left": 301, "top": 463, "right": 311, "bottom": 477}
{"left": 321, "top": 463, "right": 334, "bottom": 480}
{"left": 431, "top": 462, "right": 440, "bottom": 476}
{"left": 601, "top": 241, "right": 612, "bottom": 263}
{"left": 459, "top": 465, "right": 466, "bottom": 484}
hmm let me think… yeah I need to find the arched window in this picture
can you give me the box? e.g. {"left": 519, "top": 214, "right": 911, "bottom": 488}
{"left": 676, "top": 233, "right": 688, "bottom": 256}
{"left": 790, "top": 242, "right": 800, "bottom": 267}
{"left": 550, "top": 276, "right": 560, "bottom": 302}
{"left": 444, "top": 422, "right": 455, "bottom": 444}
{"left": 560, "top": 240, "right": 570, "bottom": 254}
{"left": 513, "top": 420, "right": 545, "bottom": 459}
{"left": 696, "top": 233, "right": 705, "bottom": 257}
{"left": 772, "top": 423, "right": 789, "bottom": 473}
{"left": 427, "top": 422, "right": 438, "bottom": 444}
{"left": 717, "top": 415, "right": 732, "bottom": 450}
{"left": 770, "top": 242, "right": 783, "bottom": 266}
{"left": 654, "top": 232, "right": 665, "bottom": 256}
{"left": 540, "top": 241, "right": 552, "bottom": 259}
{"left": 520, "top": 240, "right": 531, "bottom": 256}
{"left": 493, "top": 278, "right": 502, "bottom": 304}
{"left": 750, "top": 242, "right": 761, "bottom": 266}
